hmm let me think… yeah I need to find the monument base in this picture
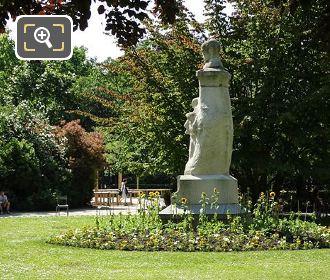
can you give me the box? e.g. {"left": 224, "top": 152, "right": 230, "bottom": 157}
{"left": 159, "top": 174, "right": 245, "bottom": 216}
{"left": 177, "top": 174, "right": 239, "bottom": 204}
{"left": 160, "top": 203, "right": 244, "bottom": 215}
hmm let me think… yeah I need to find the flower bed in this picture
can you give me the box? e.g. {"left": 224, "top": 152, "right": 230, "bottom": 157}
{"left": 48, "top": 191, "right": 330, "bottom": 252}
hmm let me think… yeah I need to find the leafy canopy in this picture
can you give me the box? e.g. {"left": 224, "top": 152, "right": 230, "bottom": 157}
{"left": 0, "top": 0, "right": 181, "bottom": 46}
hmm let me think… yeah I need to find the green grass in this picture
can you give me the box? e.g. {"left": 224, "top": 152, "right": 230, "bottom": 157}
{"left": 0, "top": 216, "right": 329, "bottom": 280}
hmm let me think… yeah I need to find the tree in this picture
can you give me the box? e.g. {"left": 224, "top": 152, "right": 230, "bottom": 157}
{"left": 0, "top": 0, "right": 181, "bottom": 47}
{"left": 0, "top": 34, "right": 100, "bottom": 125}
{"left": 67, "top": 58, "right": 131, "bottom": 129}
{"left": 205, "top": 0, "right": 330, "bottom": 198}
{"left": 274, "top": 0, "right": 330, "bottom": 52}
{"left": 0, "top": 102, "right": 70, "bottom": 210}
{"left": 98, "top": 17, "right": 205, "bottom": 178}
{"left": 0, "top": 32, "right": 19, "bottom": 102}
{"left": 56, "top": 120, "right": 105, "bottom": 207}
{"left": 0, "top": 34, "right": 108, "bottom": 208}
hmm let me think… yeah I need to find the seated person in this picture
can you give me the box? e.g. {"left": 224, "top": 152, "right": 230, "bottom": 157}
{"left": 0, "top": 191, "right": 10, "bottom": 214}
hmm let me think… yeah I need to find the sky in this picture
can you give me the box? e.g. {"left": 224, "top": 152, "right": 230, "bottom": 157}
{"left": 7, "top": 1, "right": 233, "bottom": 62}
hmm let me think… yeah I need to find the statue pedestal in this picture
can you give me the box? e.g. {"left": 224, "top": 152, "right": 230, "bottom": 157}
{"left": 160, "top": 174, "right": 244, "bottom": 215}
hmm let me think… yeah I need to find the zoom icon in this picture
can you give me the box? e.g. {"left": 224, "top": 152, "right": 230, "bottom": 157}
{"left": 34, "top": 27, "right": 53, "bottom": 48}
{"left": 16, "top": 15, "right": 72, "bottom": 60}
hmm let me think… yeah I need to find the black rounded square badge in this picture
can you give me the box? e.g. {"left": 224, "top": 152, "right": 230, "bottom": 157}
{"left": 16, "top": 15, "right": 72, "bottom": 60}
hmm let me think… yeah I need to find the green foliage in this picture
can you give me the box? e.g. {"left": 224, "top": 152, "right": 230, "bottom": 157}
{"left": 0, "top": 33, "right": 20, "bottom": 102}
{"left": 0, "top": 34, "right": 124, "bottom": 129}
{"left": 1, "top": 33, "right": 120, "bottom": 123}
{"left": 0, "top": 102, "right": 69, "bottom": 210}
{"left": 101, "top": 19, "right": 204, "bottom": 176}
{"left": 67, "top": 59, "right": 129, "bottom": 130}
{"left": 0, "top": 34, "right": 107, "bottom": 209}
{"left": 14, "top": 49, "right": 94, "bottom": 123}
{"left": 0, "top": 0, "right": 181, "bottom": 47}
{"left": 205, "top": 0, "right": 330, "bottom": 197}
{"left": 0, "top": 34, "right": 96, "bottom": 124}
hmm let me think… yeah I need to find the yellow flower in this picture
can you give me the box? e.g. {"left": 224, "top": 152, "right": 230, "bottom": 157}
{"left": 213, "top": 187, "right": 218, "bottom": 193}
{"left": 154, "top": 191, "right": 160, "bottom": 197}
{"left": 138, "top": 192, "right": 146, "bottom": 198}
{"left": 181, "top": 197, "right": 188, "bottom": 205}
{"left": 269, "top": 191, "right": 276, "bottom": 199}
{"left": 259, "top": 192, "right": 265, "bottom": 199}
{"left": 149, "top": 192, "right": 155, "bottom": 198}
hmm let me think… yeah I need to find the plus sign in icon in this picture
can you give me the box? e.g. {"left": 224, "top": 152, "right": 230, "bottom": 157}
{"left": 16, "top": 15, "right": 72, "bottom": 60}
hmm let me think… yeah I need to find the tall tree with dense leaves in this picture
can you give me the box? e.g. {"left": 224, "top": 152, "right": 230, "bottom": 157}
{"left": 205, "top": 0, "right": 330, "bottom": 198}
{"left": 98, "top": 16, "right": 205, "bottom": 178}
{"left": 0, "top": 34, "right": 101, "bottom": 125}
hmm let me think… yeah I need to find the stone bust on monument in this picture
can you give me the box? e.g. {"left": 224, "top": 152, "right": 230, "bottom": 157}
{"left": 201, "top": 39, "right": 224, "bottom": 70}
{"left": 161, "top": 38, "right": 243, "bottom": 215}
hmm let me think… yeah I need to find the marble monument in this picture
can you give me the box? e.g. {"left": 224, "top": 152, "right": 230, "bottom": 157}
{"left": 161, "top": 39, "right": 243, "bottom": 215}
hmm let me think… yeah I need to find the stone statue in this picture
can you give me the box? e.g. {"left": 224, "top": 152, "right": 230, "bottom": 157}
{"left": 160, "top": 38, "right": 242, "bottom": 215}
{"left": 184, "top": 39, "right": 233, "bottom": 176}
{"left": 184, "top": 98, "right": 199, "bottom": 161}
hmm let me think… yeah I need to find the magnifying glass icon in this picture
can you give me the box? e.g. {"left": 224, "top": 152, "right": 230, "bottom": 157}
{"left": 34, "top": 27, "right": 53, "bottom": 48}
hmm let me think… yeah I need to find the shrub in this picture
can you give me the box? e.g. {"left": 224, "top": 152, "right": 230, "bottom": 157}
{"left": 0, "top": 102, "right": 70, "bottom": 210}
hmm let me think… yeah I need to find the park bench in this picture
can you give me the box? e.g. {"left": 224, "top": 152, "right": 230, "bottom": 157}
{"left": 93, "top": 189, "right": 120, "bottom": 206}
{"left": 93, "top": 188, "right": 172, "bottom": 207}
{"left": 92, "top": 189, "right": 120, "bottom": 215}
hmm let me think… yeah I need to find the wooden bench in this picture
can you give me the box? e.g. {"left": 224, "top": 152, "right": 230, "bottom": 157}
{"left": 93, "top": 190, "right": 119, "bottom": 206}
{"left": 93, "top": 188, "right": 172, "bottom": 207}
{"left": 93, "top": 190, "right": 121, "bottom": 215}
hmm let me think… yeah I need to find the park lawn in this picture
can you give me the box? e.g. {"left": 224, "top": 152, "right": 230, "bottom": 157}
{"left": 0, "top": 216, "right": 329, "bottom": 280}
